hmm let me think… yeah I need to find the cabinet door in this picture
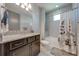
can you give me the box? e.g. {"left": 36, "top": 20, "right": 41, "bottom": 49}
{"left": 10, "top": 44, "right": 30, "bottom": 56}
{"left": 31, "top": 40, "right": 40, "bottom": 56}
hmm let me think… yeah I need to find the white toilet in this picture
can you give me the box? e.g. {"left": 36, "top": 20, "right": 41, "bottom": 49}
{"left": 41, "top": 40, "right": 49, "bottom": 46}
{"left": 41, "top": 40, "right": 50, "bottom": 50}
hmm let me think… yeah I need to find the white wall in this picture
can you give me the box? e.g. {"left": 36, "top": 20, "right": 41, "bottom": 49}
{"left": 40, "top": 8, "right": 45, "bottom": 40}
{"left": 32, "top": 4, "right": 40, "bottom": 33}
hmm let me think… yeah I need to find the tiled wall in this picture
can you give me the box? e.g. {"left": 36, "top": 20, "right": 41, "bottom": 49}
{"left": 46, "top": 4, "right": 73, "bottom": 37}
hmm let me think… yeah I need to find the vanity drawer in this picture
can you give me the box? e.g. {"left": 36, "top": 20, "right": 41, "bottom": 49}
{"left": 28, "top": 36, "right": 35, "bottom": 43}
{"left": 9, "top": 38, "right": 28, "bottom": 50}
{"left": 10, "top": 44, "right": 30, "bottom": 56}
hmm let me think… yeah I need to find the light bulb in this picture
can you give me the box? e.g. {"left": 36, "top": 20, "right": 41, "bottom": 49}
{"left": 28, "top": 4, "right": 32, "bottom": 9}
{"left": 26, "top": 7, "right": 29, "bottom": 11}
{"left": 21, "top": 4, "right": 25, "bottom": 8}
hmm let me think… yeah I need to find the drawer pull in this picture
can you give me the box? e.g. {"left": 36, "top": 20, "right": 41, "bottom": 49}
{"left": 10, "top": 42, "right": 25, "bottom": 50}
{"left": 14, "top": 43, "right": 24, "bottom": 46}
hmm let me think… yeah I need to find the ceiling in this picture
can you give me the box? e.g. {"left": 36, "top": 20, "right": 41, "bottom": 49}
{"left": 35, "top": 3, "right": 69, "bottom": 12}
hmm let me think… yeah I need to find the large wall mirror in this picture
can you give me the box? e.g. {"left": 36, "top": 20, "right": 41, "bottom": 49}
{"left": 5, "top": 3, "right": 33, "bottom": 32}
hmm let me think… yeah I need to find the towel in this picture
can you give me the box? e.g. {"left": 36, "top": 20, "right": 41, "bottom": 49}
{"left": 1, "top": 10, "right": 8, "bottom": 26}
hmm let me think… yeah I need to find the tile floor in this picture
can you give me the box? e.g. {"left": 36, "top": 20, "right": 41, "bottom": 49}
{"left": 38, "top": 44, "right": 54, "bottom": 56}
{"left": 38, "top": 36, "right": 58, "bottom": 56}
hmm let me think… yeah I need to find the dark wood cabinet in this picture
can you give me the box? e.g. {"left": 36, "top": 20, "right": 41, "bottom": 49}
{"left": 0, "top": 34, "right": 40, "bottom": 56}
{"left": 31, "top": 40, "right": 40, "bottom": 56}
{"left": 10, "top": 44, "right": 30, "bottom": 56}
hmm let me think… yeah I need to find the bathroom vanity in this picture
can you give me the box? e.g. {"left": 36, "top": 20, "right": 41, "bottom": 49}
{"left": 0, "top": 3, "right": 40, "bottom": 56}
{"left": 0, "top": 33, "right": 40, "bottom": 56}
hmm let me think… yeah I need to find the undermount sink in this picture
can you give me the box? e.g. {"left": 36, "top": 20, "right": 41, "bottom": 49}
{"left": 3, "top": 31, "right": 29, "bottom": 36}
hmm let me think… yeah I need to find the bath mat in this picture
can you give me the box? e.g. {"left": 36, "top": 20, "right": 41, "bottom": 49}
{"left": 51, "top": 47, "right": 76, "bottom": 56}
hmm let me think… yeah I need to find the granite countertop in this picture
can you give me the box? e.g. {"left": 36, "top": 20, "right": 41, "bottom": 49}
{"left": 0, "top": 33, "right": 40, "bottom": 44}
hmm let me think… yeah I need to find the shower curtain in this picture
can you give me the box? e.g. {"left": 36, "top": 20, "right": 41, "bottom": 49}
{"left": 59, "top": 10, "right": 77, "bottom": 55}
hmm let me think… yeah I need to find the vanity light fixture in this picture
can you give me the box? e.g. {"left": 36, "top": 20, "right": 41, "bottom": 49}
{"left": 15, "top": 3, "right": 32, "bottom": 11}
